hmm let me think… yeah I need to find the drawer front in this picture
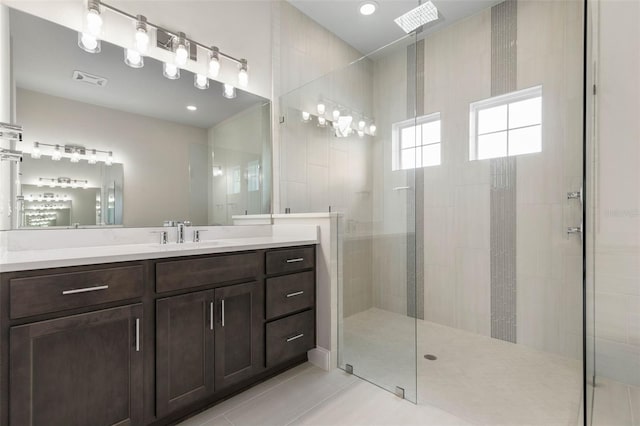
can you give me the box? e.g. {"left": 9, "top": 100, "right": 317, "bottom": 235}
{"left": 266, "top": 310, "right": 315, "bottom": 367}
{"left": 266, "top": 247, "right": 314, "bottom": 275}
{"left": 10, "top": 265, "right": 144, "bottom": 319}
{"left": 266, "top": 271, "right": 315, "bottom": 320}
{"left": 156, "top": 252, "right": 262, "bottom": 293}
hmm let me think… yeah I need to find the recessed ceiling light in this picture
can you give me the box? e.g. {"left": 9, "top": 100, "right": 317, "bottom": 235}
{"left": 186, "top": 105, "right": 197, "bottom": 111}
{"left": 359, "top": 1, "right": 378, "bottom": 16}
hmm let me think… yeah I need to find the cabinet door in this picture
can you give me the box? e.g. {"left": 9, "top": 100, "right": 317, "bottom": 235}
{"left": 10, "top": 304, "right": 143, "bottom": 426}
{"left": 156, "top": 290, "right": 215, "bottom": 417}
{"left": 214, "top": 281, "right": 264, "bottom": 389}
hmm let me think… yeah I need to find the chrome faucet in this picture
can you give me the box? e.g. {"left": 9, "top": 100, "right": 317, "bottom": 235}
{"left": 175, "top": 221, "right": 191, "bottom": 244}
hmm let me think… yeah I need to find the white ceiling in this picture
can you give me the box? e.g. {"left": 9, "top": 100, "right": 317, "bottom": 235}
{"left": 10, "top": 9, "right": 268, "bottom": 129}
{"left": 288, "top": 0, "right": 503, "bottom": 55}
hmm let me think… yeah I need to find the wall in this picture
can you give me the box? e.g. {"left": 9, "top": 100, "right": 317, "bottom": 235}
{"left": 17, "top": 88, "right": 208, "bottom": 227}
{"left": 4, "top": 0, "right": 272, "bottom": 99}
{"left": 591, "top": 0, "right": 640, "bottom": 386}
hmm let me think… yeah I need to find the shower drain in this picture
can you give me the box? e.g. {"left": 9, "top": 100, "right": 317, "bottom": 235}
{"left": 424, "top": 354, "right": 438, "bottom": 361}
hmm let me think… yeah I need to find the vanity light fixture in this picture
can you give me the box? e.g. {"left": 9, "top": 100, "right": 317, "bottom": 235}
{"left": 369, "top": 124, "right": 377, "bottom": 135}
{"left": 302, "top": 111, "right": 311, "bottom": 122}
{"left": 194, "top": 74, "right": 209, "bottom": 90}
{"left": 78, "top": 32, "right": 101, "bottom": 53}
{"left": 163, "top": 62, "right": 180, "bottom": 80}
{"left": 223, "top": 84, "right": 236, "bottom": 99}
{"left": 88, "top": 149, "right": 97, "bottom": 165}
{"left": 105, "top": 151, "right": 114, "bottom": 166}
{"left": 357, "top": 130, "right": 365, "bottom": 137}
{"left": 85, "top": 0, "right": 103, "bottom": 36}
{"left": 317, "top": 103, "right": 326, "bottom": 116}
{"left": 31, "top": 142, "right": 42, "bottom": 159}
{"left": 238, "top": 59, "right": 249, "bottom": 87}
{"left": 173, "top": 32, "right": 189, "bottom": 67}
{"left": 51, "top": 145, "right": 62, "bottom": 161}
{"left": 358, "top": 120, "right": 366, "bottom": 131}
{"left": 134, "top": 15, "right": 150, "bottom": 54}
{"left": 317, "top": 116, "right": 327, "bottom": 127}
{"left": 332, "top": 108, "right": 341, "bottom": 121}
{"left": 70, "top": 150, "right": 81, "bottom": 163}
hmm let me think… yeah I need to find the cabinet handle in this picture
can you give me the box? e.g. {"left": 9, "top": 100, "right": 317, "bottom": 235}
{"left": 221, "top": 299, "right": 225, "bottom": 327}
{"left": 210, "top": 302, "right": 214, "bottom": 330}
{"left": 135, "top": 318, "right": 140, "bottom": 352}
{"left": 286, "top": 333, "right": 304, "bottom": 342}
{"left": 286, "top": 291, "right": 304, "bottom": 298}
{"left": 286, "top": 258, "right": 304, "bottom": 263}
{"left": 62, "top": 285, "right": 109, "bottom": 295}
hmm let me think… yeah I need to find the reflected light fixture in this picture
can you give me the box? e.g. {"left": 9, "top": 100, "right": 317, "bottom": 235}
{"left": 105, "top": 151, "right": 113, "bottom": 166}
{"left": 134, "top": 15, "right": 149, "bottom": 54}
{"left": 174, "top": 32, "right": 189, "bottom": 67}
{"left": 31, "top": 142, "right": 41, "bottom": 159}
{"left": 223, "top": 84, "right": 236, "bottom": 99}
{"left": 186, "top": 105, "right": 197, "bottom": 111}
{"left": 209, "top": 47, "right": 221, "bottom": 78}
{"left": 70, "top": 151, "right": 80, "bottom": 163}
{"left": 317, "top": 116, "right": 327, "bottom": 127}
{"left": 51, "top": 145, "right": 62, "bottom": 161}
{"left": 194, "top": 74, "right": 209, "bottom": 90}
{"left": 302, "top": 111, "right": 311, "bottom": 122}
{"left": 358, "top": 120, "right": 366, "bottom": 130}
{"left": 357, "top": 130, "right": 365, "bottom": 137}
{"left": 359, "top": 1, "right": 378, "bottom": 16}
{"left": 238, "top": 59, "right": 249, "bottom": 87}
{"left": 332, "top": 109, "right": 341, "bottom": 121}
{"left": 88, "top": 149, "right": 97, "bottom": 165}
{"left": 369, "top": 124, "right": 377, "bottom": 135}
{"left": 124, "top": 48, "right": 144, "bottom": 68}
{"left": 163, "top": 62, "right": 180, "bottom": 79}
{"left": 317, "top": 103, "right": 326, "bottom": 116}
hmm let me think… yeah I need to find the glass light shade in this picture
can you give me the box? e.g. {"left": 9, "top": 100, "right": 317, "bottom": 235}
{"left": 357, "top": 130, "right": 365, "bottom": 137}
{"left": 238, "top": 68, "right": 249, "bottom": 87}
{"left": 86, "top": 8, "right": 102, "bottom": 36}
{"left": 318, "top": 116, "right": 327, "bottom": 127}
{"left": 332, "top": 109, "right": 341, "bottom": 121}
{"left": 78, "top": 32, "right": 101, "bottom": 53}
{"left": 195, "top": 74, "right": 209, "bottom": 90}
{"left": 163, "top": 62, "right": 180, "bottom": 79}
{"left": 51, "top": 146, "right": 62, "bottom": 161}
{"left": 209, "top": 56, "right": 220, "bottom": 78}
{"left": 70, "top": 151, "right": 80, "bottom": 163}
{"left": 31, "top": 142, "right": 41, "bottom": 159}
{"left": 175, "top": 42, "right": 189, "bottom": 67}
{"left": 135, "top": 28, "right": 150, "bottom": 54}
{"left": 105, "top": 152, "right": 113, "bottom": 166}
{"left": 302, "top": 111, "right": 311, "bottom": 122}
{"left": 358, "top": 120, "right": 366, "bottom": 130}
{"left": 317, "top": 103, "right": 326, "bottom": 115}
{"left": 88, "top": 150, "right": 97, "bottom": 165}
{"left": 223, "top": 84, "right": 236, "bottom": 99}
{"left": 369, "top": 124, "right": 377, "bottom": 135}
{"left": 124, "top": 48, "right": 144, "bottom": 68}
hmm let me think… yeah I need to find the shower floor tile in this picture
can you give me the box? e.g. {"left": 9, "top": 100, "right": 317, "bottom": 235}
{"left": 342, "top": 308, "right": 583, "bottom": 425}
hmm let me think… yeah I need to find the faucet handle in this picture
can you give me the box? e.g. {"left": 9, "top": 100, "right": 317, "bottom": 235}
{"left": 183, "top": 221, "right": 192, "bottom": 227}
{"left": 193, "top": 229, "right": 208, "bottom": 243}
{"left": 151, "top": 230, "right": 169, "bottom": 244}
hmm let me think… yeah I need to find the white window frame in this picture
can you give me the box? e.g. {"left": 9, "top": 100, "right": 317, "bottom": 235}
{"left": 469, "top": 85, "right": 543, "bottom": 161}
{"left": 392, "top": 112, "right": 442, "bottom": 171}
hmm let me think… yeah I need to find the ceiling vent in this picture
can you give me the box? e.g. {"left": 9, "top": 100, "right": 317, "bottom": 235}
{"left": 72, "top": 70, "right": 108, "bottom": 87}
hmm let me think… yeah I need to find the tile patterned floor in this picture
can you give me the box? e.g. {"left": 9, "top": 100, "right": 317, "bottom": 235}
{"left": 591, "top": 377, "right": 640, "bottom": 426}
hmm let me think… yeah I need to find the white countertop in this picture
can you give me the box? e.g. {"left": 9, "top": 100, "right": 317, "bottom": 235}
{"left": 0, "top": 225, "right": 319, "bottom": 273}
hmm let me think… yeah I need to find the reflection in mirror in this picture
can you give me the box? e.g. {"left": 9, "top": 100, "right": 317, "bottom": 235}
{"left": 9, "top": 8, "right": 271, "bottom": 228}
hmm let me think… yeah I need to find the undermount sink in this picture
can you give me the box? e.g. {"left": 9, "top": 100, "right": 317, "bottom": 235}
{"left": 148, "top": 240, "right": 223, "bottom": 249}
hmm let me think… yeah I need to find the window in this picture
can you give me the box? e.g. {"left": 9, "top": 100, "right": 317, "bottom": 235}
{"left": 392, "top": 112, "right": 441, "bottom": 171}
{"left": 227, "top": 166, "right": 241, "bottom": 195}
{"left": 247, "top": 160, "right": 260, "bottom": 192}
{"left": 469, "top": 85, "right": 542, "bottom": 160}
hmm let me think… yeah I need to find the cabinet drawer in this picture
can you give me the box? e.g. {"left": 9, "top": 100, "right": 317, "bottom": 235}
{"left": 266, "top": 271, "right": 315, "bottom": 320}
{"left": 266, "top": 246, "right": 314, "bottom": 275}
{"left": 10, "top": 265, "right": 144, "bottom": 319}
{"left": 266, "top": 310, "right": 315, "bottom": 367}
{"left": 156, "top": 252, "right": 261, "bottom": 293}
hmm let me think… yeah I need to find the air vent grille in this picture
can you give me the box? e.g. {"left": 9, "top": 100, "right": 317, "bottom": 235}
{"left": 72, "top": 70, "right": 108, "bottom": 87}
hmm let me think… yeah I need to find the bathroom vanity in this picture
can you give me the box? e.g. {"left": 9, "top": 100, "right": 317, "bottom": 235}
{"left": 0, "top": 239, "right": 317, "bottom": 425}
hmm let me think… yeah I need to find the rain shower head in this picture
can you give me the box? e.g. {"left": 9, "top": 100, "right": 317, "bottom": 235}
{"left": 394, "top": 1, "right": 440, "bottom": 34}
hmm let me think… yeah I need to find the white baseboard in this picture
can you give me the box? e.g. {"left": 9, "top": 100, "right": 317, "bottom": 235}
{"left": 307, "top": 346, "right": 331, "bottom": 371}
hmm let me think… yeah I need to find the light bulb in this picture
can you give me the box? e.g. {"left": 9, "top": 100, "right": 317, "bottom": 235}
{"left": 78, "top": 32, "right": 100, "bottom": 53}
{"left": 238, "top": 59, "right": 248, "bottom": 87}
{"left": 70, "top": 151, "right": 80, "bottom": 163}
{"left": 223, "top": 84, "right": 236, "bottom": 99}
{"left": 163, "top": 62, "right": 180, "bottom": 80}
{"left": 174, "top": 33, "right": 189, "bottom": 67}
{"left": 317, "top": 103, "right": 326, "bottom": 115}
{"left": 88, "top": 149, "right": 97, "bottom": 165}
{"left": 86, "top": 8, "right": 102, "bottom": 36}
{"left": 51, "top": 145, "right": 62, "bottom": 161}
{"left": 358, "top": 120, "right": 366, "bottom": 130}
{"left": 31, "top": 142, "right": 41, "bottom": 159}
{"left": 302, "top": 111, "right": 311, "bottom": 122}
{"left": 194, "top": 74, "right": 209, "bottom": 90}
{"left": 124, "top": 48, "right": 144, "bottom": 68}
{"left": 134, "top": 15, "right": 149, "bottom": 54}
{"left": 369, "top": 124, "right": 377, "bottom": 135}
{"left": 105, "top": 151, "right": 113, "bottom": 166}
{"left": 332, "top": 109, "right": 341, "bottom": 121}
{"left": 318, "top": 116, "right": 327, "bottom": 127}
{"left": 209, "top": 47, "right": 220, "bottom": 78}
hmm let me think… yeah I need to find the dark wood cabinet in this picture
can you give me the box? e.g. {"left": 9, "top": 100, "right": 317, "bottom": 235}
{"left": 9, "top": 304, "right": 143, "bottom": 426}
{"left": 214, "top": 281, "right": 265, "bottom": 390}
{"left": 156, "top": 290, "right": 215, "bottom": 417}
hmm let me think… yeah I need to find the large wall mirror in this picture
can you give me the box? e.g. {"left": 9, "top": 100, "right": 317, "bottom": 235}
{"left": 10, "top": 9, "right": 271, "bottom": 228}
